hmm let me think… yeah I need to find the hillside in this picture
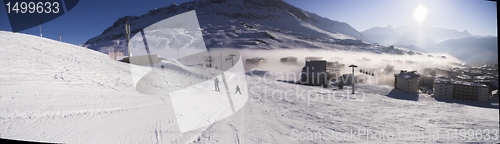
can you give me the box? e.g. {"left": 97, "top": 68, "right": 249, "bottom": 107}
{"left": 1, "top": 31, "right": 499, "bottom": 143}
{"left": 83, "top": 0, "right": 367, "bottom": 54}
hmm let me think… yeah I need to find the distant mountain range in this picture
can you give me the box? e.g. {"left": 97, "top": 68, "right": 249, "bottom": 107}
{"left": 83, "top": 0, "right": 497, "bottom": 65}
{"left": 393, "top": 26, "right": 473, "bottom": 42}
{"left": 361, "top": 25, "right": 474, "bottom": 48}
{"left": 432, "top": 37, "right": 498, "bottom": 65}
{"left": 361, "top": 25, "right": 497, "bottom": 65}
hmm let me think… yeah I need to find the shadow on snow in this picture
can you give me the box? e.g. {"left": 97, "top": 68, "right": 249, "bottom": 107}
{"left": 386, "top": 89, "right": 419, "bottom": 101}
{"left": 434, "top": 97, "right": 499, "bottom": 109}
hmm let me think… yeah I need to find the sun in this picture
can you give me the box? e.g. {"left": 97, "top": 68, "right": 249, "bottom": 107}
{"left": 414, "top": 4, "right": 428, "bottom": 25}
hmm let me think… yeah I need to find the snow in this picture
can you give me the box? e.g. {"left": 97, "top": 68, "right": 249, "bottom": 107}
{"left": 84, "top": 0, "right": 367, "bottom": 52}
{"left": 1, "top": 31, "right": 499, "bottom": 143}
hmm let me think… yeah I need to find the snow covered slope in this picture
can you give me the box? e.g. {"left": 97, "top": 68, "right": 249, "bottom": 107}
{"left": 84, "top": 0, "right": 366, "bottom": 53}
{"left": 1, "top": 31, "right": 498, "bottom": 143}
{"left": 0, "top": 31, "right": 243, "bottom": 143}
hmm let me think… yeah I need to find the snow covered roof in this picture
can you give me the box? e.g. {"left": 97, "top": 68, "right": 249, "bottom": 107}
{"left": 306, "top": 59, "right": 327, "bottom": 62}
{"left": 452, "top": 81, "right": 487, "bottom": 87}
{"left": 395, "top": 70, "right": 420, "bottom": 80}
{"left": 434, "top": 77, "right": 452, "bottom": 84}
{"left": 434, "top": 77, "right": 487, "bottom": 87}
{"left": 280, "top": 56, "right": 297, "bottom": 60}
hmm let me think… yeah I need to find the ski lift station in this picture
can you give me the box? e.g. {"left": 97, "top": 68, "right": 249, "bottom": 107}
{"left": 300, "top": 59, "right": 328, "bottom": 87}
{"left": 299, "top": 56, "right": 348, "bottom": 86}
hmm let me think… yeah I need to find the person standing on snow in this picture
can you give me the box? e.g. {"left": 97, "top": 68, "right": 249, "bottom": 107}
{"left": 214, "top": 77, "right": 220, "bottom": 91}
{"left": 235, "top": 85, "right": 242, "bottom": 94}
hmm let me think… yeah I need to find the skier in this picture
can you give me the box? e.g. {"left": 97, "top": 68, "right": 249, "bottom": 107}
{"left": 214, "top": 77, "right": 220, "bottom": 91}
{"left": 235, "top": 85, "right": 242, "bottom": 94}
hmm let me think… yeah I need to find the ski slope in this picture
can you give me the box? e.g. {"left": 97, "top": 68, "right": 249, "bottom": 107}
{"left": 1, "top": 31, "right": 499, "bottom": 143}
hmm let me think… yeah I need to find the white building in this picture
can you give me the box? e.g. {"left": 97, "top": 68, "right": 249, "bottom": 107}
{"left": 433, "top": 77, "right": 490, "bottom": 102}
{"left": 394, "top": 70, "right": 420, "bottom": 94}
{"left": 433, "top": 77, "right": 454, "bottom": 99}
{"left": 327, "top": 61, "right": 345, "bottom": 73}
{"left": 453, "top": 81, "right": 489, "bottom": 102}
{"left": 326, "top": 61, "right": 345, "bottom": 80}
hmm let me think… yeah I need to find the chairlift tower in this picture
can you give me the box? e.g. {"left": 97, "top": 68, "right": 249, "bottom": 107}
{"left": 125, "top": 20, "right": 132, "bottom": 57}
{"left": 349, "top": 64, "right": 358, "bottom": 94}
{"left": 226, "top": 54, "right": 236, "bottom": 66}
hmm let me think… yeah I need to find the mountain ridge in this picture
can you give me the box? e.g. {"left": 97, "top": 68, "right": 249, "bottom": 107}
{"left": 84, "top": 0, "right": 366, "bottom": 53}
{"left": 433, "top": 36, "right": 498, "bottom": 65}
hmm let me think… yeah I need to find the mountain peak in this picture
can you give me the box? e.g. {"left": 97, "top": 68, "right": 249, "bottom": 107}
{"left": 462, "top": 30, "right": 471, "bottom": 35}
{"left": 384, "top": 25, "right": 393, "bottom": 29}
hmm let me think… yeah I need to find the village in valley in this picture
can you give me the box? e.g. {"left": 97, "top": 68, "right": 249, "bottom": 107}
{"left": 242, "top": 51, "right": 499, "bottom": 104}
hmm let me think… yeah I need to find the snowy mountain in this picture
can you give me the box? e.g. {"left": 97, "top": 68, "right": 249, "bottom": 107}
{"left": 362, "top": 25, "right": 476, "bottom": 48}
{"left": 360, "top": 25, "right": 497, "bottom": 65}
{"left": 361, "top": 26, "right": 401, "bottom": 45}
{"left": 432, "top": 37, "right": 498, "bottom": 65}
{"left": 84, "top": 0, "right": 367, "bottom": 54}
{"left": 394, "top": 26, "right": 473, "bottom": 42}
{"left": 2, "top": 31, "right": 499, "bottom": 143}
{"left": 394, "top": 32, "right": 438, "bottom": 50}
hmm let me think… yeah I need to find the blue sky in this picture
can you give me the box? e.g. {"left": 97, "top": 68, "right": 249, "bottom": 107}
{"left": 285, "top": 0, "right": 497, "bottom": 34}
{"left": 0, "top": 0, "right": 496, "bottom": 45}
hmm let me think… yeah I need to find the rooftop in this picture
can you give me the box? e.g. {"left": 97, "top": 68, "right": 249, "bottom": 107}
{"left": 434, "top": 77, "right": 487, "bottom": 87}
{"left": 453, "top": 81, "right": 487, "bottom": 87}
{"left": 434, "top": 77, "right": 453, "bottom": 84}
{"left": 395, "top": 70, "right": 420, "bottom": 80}
{"left": 306, "top": 59, "right": 327, "bottom": 62}
{"left": 281, "top": 56, "right": 297, "bottom": 59}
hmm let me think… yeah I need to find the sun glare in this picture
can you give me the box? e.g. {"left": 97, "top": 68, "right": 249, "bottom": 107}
{"left": 414, "top": 4, "right": 428, "bottom": 25}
